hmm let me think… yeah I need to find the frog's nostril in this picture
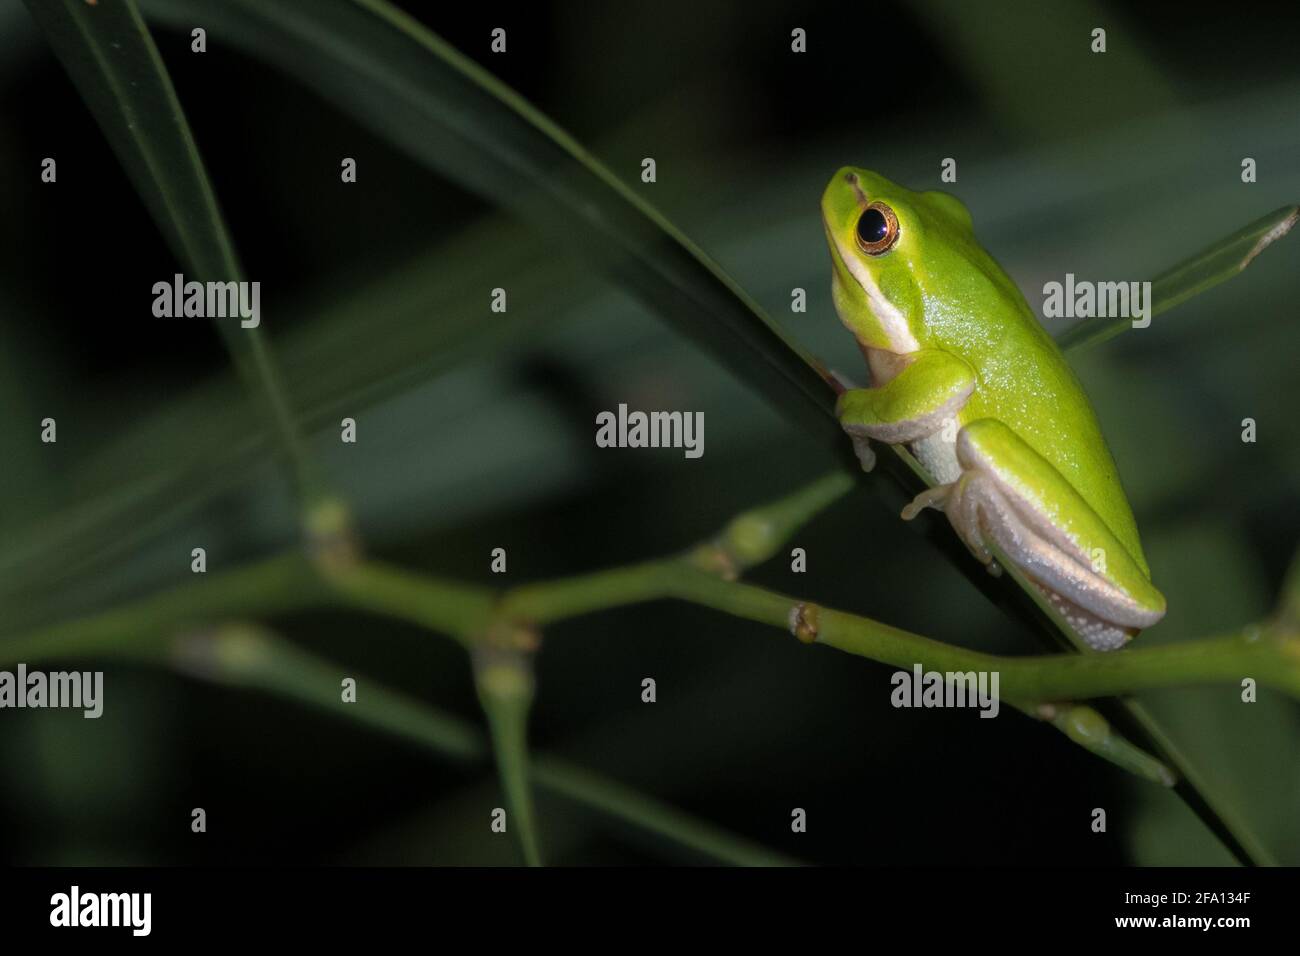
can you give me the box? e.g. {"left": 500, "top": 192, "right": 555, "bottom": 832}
{"left": 844, "top": 172, "right": 858, "bottom": 184}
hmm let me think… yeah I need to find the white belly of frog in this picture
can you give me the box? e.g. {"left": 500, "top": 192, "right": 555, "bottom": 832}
{"left": 910, "top": 428, "right": 962, "bottom": 485}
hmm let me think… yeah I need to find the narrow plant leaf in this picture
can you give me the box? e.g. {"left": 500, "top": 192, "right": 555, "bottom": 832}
{"left": 1059, "top": 204, "right": 1299, "bottom": 351}
{"left": 21, "top": 0, "right": 317, "bottom": 500}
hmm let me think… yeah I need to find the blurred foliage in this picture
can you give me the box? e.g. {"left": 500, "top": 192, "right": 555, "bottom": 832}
{"left": 0, "top": 0, "right": 1296, "bottom": 865}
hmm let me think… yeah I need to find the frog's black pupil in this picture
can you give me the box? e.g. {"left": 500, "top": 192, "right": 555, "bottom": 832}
{"left": 857, "top": 208, "right": 888, "bottom": 245}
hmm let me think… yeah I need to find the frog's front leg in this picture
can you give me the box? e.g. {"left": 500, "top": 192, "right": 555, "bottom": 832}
{"left": 906, "top": 419, "right": 1166, "bottom": 650}
{"left": 834, "top": 349, "right": 976, "bottom": 472}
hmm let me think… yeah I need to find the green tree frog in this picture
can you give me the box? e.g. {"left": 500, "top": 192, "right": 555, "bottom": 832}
{"left": 821, "top": 167, "right": 1165, "bottom": 650}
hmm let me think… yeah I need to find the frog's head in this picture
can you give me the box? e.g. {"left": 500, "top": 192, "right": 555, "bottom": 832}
{"left": 820, "top": 166, "right": 976, "bottom": 353}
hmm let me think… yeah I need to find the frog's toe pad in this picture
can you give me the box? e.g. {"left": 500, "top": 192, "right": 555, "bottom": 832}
{"left": 901, "top": 484, "right": 951, "bottom": 521}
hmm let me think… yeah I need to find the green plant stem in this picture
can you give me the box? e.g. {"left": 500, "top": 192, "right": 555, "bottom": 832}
{"left": 7, "top": 546, "right": 1296, "bottom": 713}
{"left": 323, "top": 559, "right": 493, "bottom": 647}
{"left": 0, "top": 553, "right": 332, "bottom": 663}
{"left": 473, "top": 648, "right": 543, "bottom": 866}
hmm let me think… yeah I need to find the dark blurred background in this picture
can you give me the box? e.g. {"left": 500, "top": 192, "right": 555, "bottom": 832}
{"left": 0, "top": 0, "right": 1297, "bottom": 865}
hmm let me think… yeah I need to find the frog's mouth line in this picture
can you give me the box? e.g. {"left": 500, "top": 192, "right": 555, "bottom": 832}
{"left": 820, "top": 214, "right": 855, "bottom": 291}
{"left": 820, "top": 214, "right": 844, "bottom": 266}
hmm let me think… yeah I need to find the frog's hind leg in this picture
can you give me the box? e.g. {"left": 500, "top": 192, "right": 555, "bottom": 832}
{"left": 942, "top": 420, "right": 1165, "bottom": 650}
{"left": 944, "top": 471, "right": 1137, "bottom": 648}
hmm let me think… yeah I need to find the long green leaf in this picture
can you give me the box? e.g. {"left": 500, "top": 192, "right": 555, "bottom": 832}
{"left": 21, "top": 0, "right": 317, "bottom": 500}
{"left": 1059, "top": 204, "right": 1298, "bottom": 351}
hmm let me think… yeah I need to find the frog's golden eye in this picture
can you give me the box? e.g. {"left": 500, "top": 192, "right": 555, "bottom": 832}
{"left": 855, "top": 202, "right": 899, "bottom": 256}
